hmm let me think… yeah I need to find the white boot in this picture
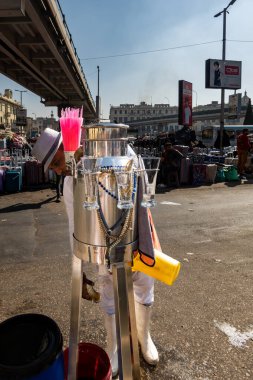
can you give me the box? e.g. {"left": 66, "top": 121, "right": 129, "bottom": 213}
{"left": 104, "top": 313, "right": 118, "bottom": 377}
{"left": 135, "top": 302, "right": 159, "bottom": 365}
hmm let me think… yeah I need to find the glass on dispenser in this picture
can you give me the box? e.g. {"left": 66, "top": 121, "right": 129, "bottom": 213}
{"left": 81, "top": 156, "right": 97, "bottom": 172}
{"left": 81, "top": 156, "right": 100, "bottom": 210}
{"left": 140, "top": 157, "right": 160, "bottom": 208}
{"left": 114, "top": 170, "right": 134, "bottom": 210}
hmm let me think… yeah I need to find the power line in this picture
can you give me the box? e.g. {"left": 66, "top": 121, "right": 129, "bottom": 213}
{"left": 80, "top": 40, "right": 222, "bottom": 61}
{"left": 227, "top": 39, "right": 253, "bottom": 43}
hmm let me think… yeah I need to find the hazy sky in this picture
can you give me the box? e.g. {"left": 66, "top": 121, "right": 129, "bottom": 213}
{"left": 1, "top": 0, "right": 252, "bottom": 119}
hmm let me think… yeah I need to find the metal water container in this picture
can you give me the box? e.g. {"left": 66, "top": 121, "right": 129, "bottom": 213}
{"left": 73, "top": 122, "right": 138, "bottom": 265}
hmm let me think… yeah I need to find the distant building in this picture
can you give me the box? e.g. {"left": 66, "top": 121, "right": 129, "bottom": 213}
{"left": 0, "top": 88, "right": 59, "bottom": 137}
{"left": 0, "top": 89, "right": 21, "bottom": 130}
{"left": 110, "top": 102, "right": 178, "bottom": 124}
{"left": 241, "top": 90, "right": 250, "bottom": 106}
{"left": 110, "top": 93, "right": 251, "bottom": 137}
{"left": 29, "top": 114, "right": 59, "bottom": 138}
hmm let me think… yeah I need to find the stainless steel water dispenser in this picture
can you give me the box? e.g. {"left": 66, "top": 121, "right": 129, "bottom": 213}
{"left": 68, "top": 122, "right": 141, "bottom": 380}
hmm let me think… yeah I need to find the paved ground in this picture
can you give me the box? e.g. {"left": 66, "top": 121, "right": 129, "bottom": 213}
{"left": 0, "top": 181, "right": 253, "bottom": 380}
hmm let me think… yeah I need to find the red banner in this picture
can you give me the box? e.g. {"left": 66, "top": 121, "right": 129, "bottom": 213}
{"left": 178, "top": 80, "right": 192, "bottom": 126}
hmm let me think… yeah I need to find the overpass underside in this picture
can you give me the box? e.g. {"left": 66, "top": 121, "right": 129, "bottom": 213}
{"left": 0, "top": 0, "right": 96, "bottom": 120}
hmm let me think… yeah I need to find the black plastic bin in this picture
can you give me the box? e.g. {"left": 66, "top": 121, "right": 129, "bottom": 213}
{"left": 0, "top": 313, "right": 64, "bottom": 380}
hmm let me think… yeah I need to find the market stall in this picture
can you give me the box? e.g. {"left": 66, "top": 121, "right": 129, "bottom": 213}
{"left": 0, "top": 130, "right": 56, "bottom": 193}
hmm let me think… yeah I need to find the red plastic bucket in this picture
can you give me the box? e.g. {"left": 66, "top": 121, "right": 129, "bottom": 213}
{"left": 64, "top": 342, "right": 112, "bottom": 380}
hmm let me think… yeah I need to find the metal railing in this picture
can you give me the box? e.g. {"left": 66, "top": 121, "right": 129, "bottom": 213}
{"left": 45, "top": 0, "right": 95, "bottom": 106}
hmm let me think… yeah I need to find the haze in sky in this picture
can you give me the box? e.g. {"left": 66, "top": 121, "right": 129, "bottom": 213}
{"left": 1, "top": 0, "right": 252, "bottom": 119}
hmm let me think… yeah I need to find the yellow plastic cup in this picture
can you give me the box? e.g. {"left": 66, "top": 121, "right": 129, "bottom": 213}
{"left": 131, "top": 249, "right": 180, "bottom": 286}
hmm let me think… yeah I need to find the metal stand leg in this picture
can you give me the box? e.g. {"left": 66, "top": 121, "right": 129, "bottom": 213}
{"left": 112, "top": 263, "right": 141, "bottom": 380}
{"left": 68, "top": 255, "right": 83, "bottom": 380}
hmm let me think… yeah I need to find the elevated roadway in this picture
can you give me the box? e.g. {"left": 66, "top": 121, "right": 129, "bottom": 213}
{"left": 0, "top": 0, "right": 96, "bottom": 120}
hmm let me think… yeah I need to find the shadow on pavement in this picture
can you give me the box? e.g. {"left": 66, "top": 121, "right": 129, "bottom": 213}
{"left": 224, "top": 178, "right": 253, "bottom": 187}
{"left": 224, "top": 180, "right": 241, "bottom": 187}
{"left": 0, "top": 195, "right": 58, "bottom": 213}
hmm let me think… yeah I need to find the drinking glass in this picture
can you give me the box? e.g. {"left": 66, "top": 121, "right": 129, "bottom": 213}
{"left": 142, "top": 157, "right": 161, "bottom": 171}
{"left": 140, "top": 157, "right": 160, "bottom": 208}
{"left": 81, "top": 156, "right": 100, "bottom": 210}
{"left": 83, "top": 172, "right": 100, "bottom": 210}
{"left": 114, "top": 170, "right": 134, "bottom": 210}
{"left": 81, "top": 156, "right": 97, "bottom": 172}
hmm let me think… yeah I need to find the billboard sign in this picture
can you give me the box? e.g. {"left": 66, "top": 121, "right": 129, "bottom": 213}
{"left": 205, "top": 59, "right": 242, "bottom": 89}
{"left": 16, "top": 108, "right": 27, "bottom": 126}
{"left": 228, "top": 93, "right": 242, "bottom": 119}
{"left": 178, "top": 80, "right": 192, "bottom": 126}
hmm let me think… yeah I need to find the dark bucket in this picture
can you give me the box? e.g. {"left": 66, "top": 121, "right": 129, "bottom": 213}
{"left": 0, "top": 314, "right": 64, "bottom": 380}
{"left": 64, "top": 342, "right": 112, "bottom": 380}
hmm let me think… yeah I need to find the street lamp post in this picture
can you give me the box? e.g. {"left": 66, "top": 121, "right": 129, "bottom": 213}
{"left": 164, "top": 97, "right": 170, "bottom": 105}
{"left": 214, "top": 0, "right": 237, "bottom": 155}
{"left": 96, "top": 65, "right": 100, "bottom": 120}
{"left": 15, "top": 89, "right": 27, "bottom": 107}
{"left": 192, "top": 90, "right": 198, "bottom": 108}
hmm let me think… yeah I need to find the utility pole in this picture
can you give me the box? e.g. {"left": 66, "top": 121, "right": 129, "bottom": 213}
{"left": 97, "top": 65, "right": 100, "bottom": 99}
{"left": 214, "top": 0, "right": 237, "bottom": 155}
{"left": 96, "top": 65, "right": 101, "bottom": 120}
{"left": 220, "top": 8, "right": 226, "bottom": 155}
{"left": 32, "top": 112, "right": 37, "bottom": 138}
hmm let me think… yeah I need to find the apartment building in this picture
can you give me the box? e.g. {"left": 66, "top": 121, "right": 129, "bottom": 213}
{"left": 0, "top": 89, "right": 21, "bottom": 129}
{"left": 110, "top": 102, "right": 178, "bottom": 124}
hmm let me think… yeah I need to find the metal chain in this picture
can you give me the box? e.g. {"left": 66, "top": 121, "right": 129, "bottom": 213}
{"left": 96, "top": 169, "right": 135, "bottom": 266}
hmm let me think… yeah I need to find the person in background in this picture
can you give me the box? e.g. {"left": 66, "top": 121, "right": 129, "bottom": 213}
{"left": 175, "top": 125, "right": 197, "bottom": 150}
{"left": 46, "top": 142, "right": 66, "bottom": 201}
{"left": 237, "top": 128, "right": 251, "bottom": 179}
{"left": 55, "top": 173, "right": 65, "bottom": 201}
{"left": 160, "top": 142, "right": 184, "bottom": 187}
{"left": 32, "top": 128, "right": 159, "bottom": 378}
{"left": 214, "top": 130, "right": 230, "bottom": 150}
{"left": 195, "top": 140, "right": 206, "bottom": 149}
